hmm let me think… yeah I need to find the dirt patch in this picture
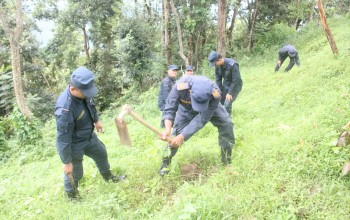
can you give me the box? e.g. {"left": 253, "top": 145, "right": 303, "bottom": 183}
{"left": 180, "top": 163, "right": 203, "bottom": 181}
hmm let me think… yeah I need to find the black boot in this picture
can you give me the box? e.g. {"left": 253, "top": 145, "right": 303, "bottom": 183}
{"left": 221, "top": 147, "right": 232, "bottom": 165}
{"left": 159, "top": 157, "right": 171, "bottom": 176}
{"left": 66, "top": 185, "right": 80, "bottom": 201}
{"left": 101, "top": 170, "right": 127, "bottom": 183}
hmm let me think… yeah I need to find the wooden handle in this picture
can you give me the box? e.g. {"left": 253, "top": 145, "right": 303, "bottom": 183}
{"left": 127, "top": 109, "right": 172, "bottom": 142}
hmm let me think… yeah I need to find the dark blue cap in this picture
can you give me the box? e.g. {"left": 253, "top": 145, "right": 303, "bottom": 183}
{"left": 191, "top": 76, "right": 213, "bottom": 112}
{"left": 186, "top": 66, "right": 193, "bottom": 71}
{"left": 70, "top": 67, "right": 98, "bottom": 97}
{"left": 288, "top": 51, "right": 296, "bottom": 57}
{"left": 168, "top": 64, "right": 179, "bottom": 70}
{"left": 208, "top": 51, "right": 219, "bottom": 67}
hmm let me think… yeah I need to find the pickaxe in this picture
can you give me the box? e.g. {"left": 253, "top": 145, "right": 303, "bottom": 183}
{"left": 115, "top": 105, "right": 172, "bottom": 146}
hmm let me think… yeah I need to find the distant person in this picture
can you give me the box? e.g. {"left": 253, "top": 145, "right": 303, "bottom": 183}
{"left": 185, "top": 65, "right": 194, "bottom": 75}
{"left": 55, "top": 67, "right": 126, "bottom": 200}
{"left": 208, "top": 51, "right": 243, "bottom": 115}
{"left": 275, "top": 44, "right": 300, "bottom": 72}
{"left": 158, "top": 64, "right": 179, "bottom": 127}
{"left": 158, "top": 75, "right": 235, "bottom": 175}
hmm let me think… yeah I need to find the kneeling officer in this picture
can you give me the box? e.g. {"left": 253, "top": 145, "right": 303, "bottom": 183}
{"left": 55, "top": 67, "right": 126, "bottom": 200}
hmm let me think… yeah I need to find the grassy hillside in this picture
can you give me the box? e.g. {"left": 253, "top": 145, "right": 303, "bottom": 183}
{"left": 1, "top": 17, "right": 350, "bottom": 219}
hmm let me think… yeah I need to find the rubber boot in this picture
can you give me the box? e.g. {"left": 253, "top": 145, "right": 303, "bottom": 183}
{"left": 101, "top": 170, "right": 127, "bottom": 183}
{"left": 159, "top": 157, "right": 171, "bottom": 176}
{"left": 221, "top": 147, "right": 232, "bottom": 165}
{"left": 66, "top": 180, "right": 80, "bottom": 201}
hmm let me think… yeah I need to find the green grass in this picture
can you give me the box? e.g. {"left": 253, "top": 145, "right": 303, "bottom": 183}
{"left": 1, "top": 17, "right": 350, "bottom": 219}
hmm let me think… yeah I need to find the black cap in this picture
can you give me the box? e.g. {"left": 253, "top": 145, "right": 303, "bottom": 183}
{"left": 168, "top": 64, "right": 179, "bottom": 70}
{"left": 288, "top": 51, "right": 297, "bottom": 57}
{"left": 70, "top": 67, "right": 98, "bottom": 98}
{"left": 186, "top": 66, "right": 193, "bottom": 71}
{"left": 208, "top": 51, "right": 219, "bottom": 67}
{"left": 191, "top": 76, "right": 213, "bottom": 112}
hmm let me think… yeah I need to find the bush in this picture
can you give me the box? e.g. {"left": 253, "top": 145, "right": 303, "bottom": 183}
{"left": 253, "top": 22, "right": 295, "bottom": 54}
{"left": 0, "top": 122, "right": 8, "bottom": 154}
{"left": 8, "top": 106, "right": 43, "bottom": 147}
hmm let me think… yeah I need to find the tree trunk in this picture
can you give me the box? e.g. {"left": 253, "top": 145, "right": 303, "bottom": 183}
{"left": 228, "top": 0, "right": 241, "bottom": 49}
{"left": 163, "top": 0, "right": 171, "bottom": 65}
{"left": 247, "top": 0, "right": 259, "bottom": 51}
{"left": 317, "top": 0, "right": 338, "bottom": 54}
{"left": 0, "top": 0, "right": 32, "bottom": 117}
{"left": 169, "top": 0, "right": 189, "bottom": 65}
{"left": 134, "top": 0, "right": 138, "bottom": 16}
{"left": 144, "top": 0, "right": 151, "bottom": 17}
{"left": 10, "top": 42, "right": 31, "bottom": 117}
{"left": 217, "top": 0, "right": 227, "bottom": 56}
{"left": 82, "top": 25, "right": 90, "bottom": 60}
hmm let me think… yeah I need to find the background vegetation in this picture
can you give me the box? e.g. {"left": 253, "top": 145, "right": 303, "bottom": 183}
{"left": 1, "top": 0, "right": 350, "bottom": 219}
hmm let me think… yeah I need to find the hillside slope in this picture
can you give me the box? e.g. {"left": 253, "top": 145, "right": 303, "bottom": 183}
{"left": 1, "top": 17, "right": 350, "bottom": 219}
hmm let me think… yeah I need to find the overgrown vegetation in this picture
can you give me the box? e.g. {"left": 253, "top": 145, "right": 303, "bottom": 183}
{"left": 0, "top": 17, "right": 350, "bottom": 219}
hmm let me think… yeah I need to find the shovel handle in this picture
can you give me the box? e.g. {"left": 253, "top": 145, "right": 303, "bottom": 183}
{"left": 127, "top": 109, "right": 172, "bottom": 142}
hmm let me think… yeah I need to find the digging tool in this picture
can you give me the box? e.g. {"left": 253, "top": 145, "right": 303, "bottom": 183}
{"left": 67, "top": 173, "right": 79, "bottom": 197}
{"left": 115, "top": 105, "right": 172, "bottom": 146}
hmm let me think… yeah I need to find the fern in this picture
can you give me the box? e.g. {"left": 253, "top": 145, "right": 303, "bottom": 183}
{"left": 0, "top": 66, "right": 14, "bottom": 115}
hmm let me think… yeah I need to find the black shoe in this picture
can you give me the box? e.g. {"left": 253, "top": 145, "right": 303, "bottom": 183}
{"left": 66, "top": 190, "right": 80, "bottom": 201}
{"left": 159, "top": 157, "right": 171, "bottom": 176}
{"left": 102, "top": 170, "right": 127, "bottom": 183}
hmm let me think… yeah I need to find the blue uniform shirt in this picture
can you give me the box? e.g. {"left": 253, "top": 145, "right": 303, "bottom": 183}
{"left": 162, "top": 76, "right": 221, "bottom": 140}
{"left": 55, "top": 86, "right": 99, "bottom": 164}
{"left": 215, "top": 58, "right": 242, "bottom": 100}
{"left": 158, "top": 76, "right": 176, "bottom": 111}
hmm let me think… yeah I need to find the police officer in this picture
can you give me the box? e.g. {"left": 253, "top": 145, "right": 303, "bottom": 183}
{"left": 158, "top": 64, "right": 179, "bottom": 127}
{"left": 185, "top": 65, "right": 194, "bottom": 75}
{"left": 55, "top": 67, "right": 126, "bottom": 200}
{"left": 158, "top": 75, "right": 235, "bottom": 175}
{"left": 208, "top": 51, "right": 243, "bottom": 115}
{"left": 275, "top": 44, "right": 300, "bottom": 72}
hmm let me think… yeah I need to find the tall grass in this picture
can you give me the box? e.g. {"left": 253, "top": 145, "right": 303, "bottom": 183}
{"left": 1, "top": 17, "right": 350, "bottom": 219}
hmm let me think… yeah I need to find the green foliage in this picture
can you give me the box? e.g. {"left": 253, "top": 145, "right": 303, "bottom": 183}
{"left": 8, "top": 107, "right": 43, "bottom": 147}
{"left": 2, "top": 8, "right": 350, "bottom": 220}
{"left": 253, "top": 23, "right": 295, "bottom": 54}
{"left": 112, "top": 18, "right": 160, "bottom": 89}
{"left": 0, "top": 120, "right": 9, "bottom": 158}
{"left": 26, "top": 92, "right": 56, "bottom": 122}
{"left": 0, "top": 67, "right": 14, "bottom": 116}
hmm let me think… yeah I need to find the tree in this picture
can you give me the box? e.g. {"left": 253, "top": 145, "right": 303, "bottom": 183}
{"left": 247, "top": 0, "right": 259, "bottom": 51}
{"left": 228, "top": 0, "right": 242, "bottom": 49}
{"left": 0, "top": 0, "right": 32, "bottom": 117}
{"left": 317, "top": 0, "right": 338, "bottom": 54}
{"left": 217, "top": 0, "right": 227, "bottom": 56}
{"left": 170, "top": 0, "right": 189, "bottom": 65}
{"left": 162, "top": 0, "right": 172, "bottom": 65}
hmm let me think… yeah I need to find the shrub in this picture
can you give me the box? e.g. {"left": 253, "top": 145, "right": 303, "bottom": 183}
{"left": 8, "top": 106, "right": 43, "bottom": 147}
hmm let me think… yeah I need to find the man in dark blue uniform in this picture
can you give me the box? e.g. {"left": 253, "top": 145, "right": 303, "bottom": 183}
{"left": 185, "top": 65, "right": 194, "bottom": 75}
{"left": 158, "top": 75, "right": 235, "bottom": 175}
{"left": 208, "top": 51, "right": 243, "bottom": 115}
{"left": 275, "top": 44, "right": 300, "bottom": 72}
{"left": 158, "top": 64, "right": 179, "bottom": 127}
{"left": 55, "top": 67, "right": 125, "bottom": 200}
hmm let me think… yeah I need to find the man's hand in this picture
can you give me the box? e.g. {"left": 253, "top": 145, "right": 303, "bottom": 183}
{"left": 63, "top": 163, "right": 73, "bottom": 175}
{"left": 170, "top": 134, "right": 184, "bottom": 148}
{"left": 158, "top": 131, "right": 170, "bottom": 142}
{"left": 277, "top": 60, "right": 282, "bottom": 66}
{"left": 95, "top": 121, "right": 103, "bottom": 133}
{"left": 226, "top": 94, "right": 233, "bottom": 103}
